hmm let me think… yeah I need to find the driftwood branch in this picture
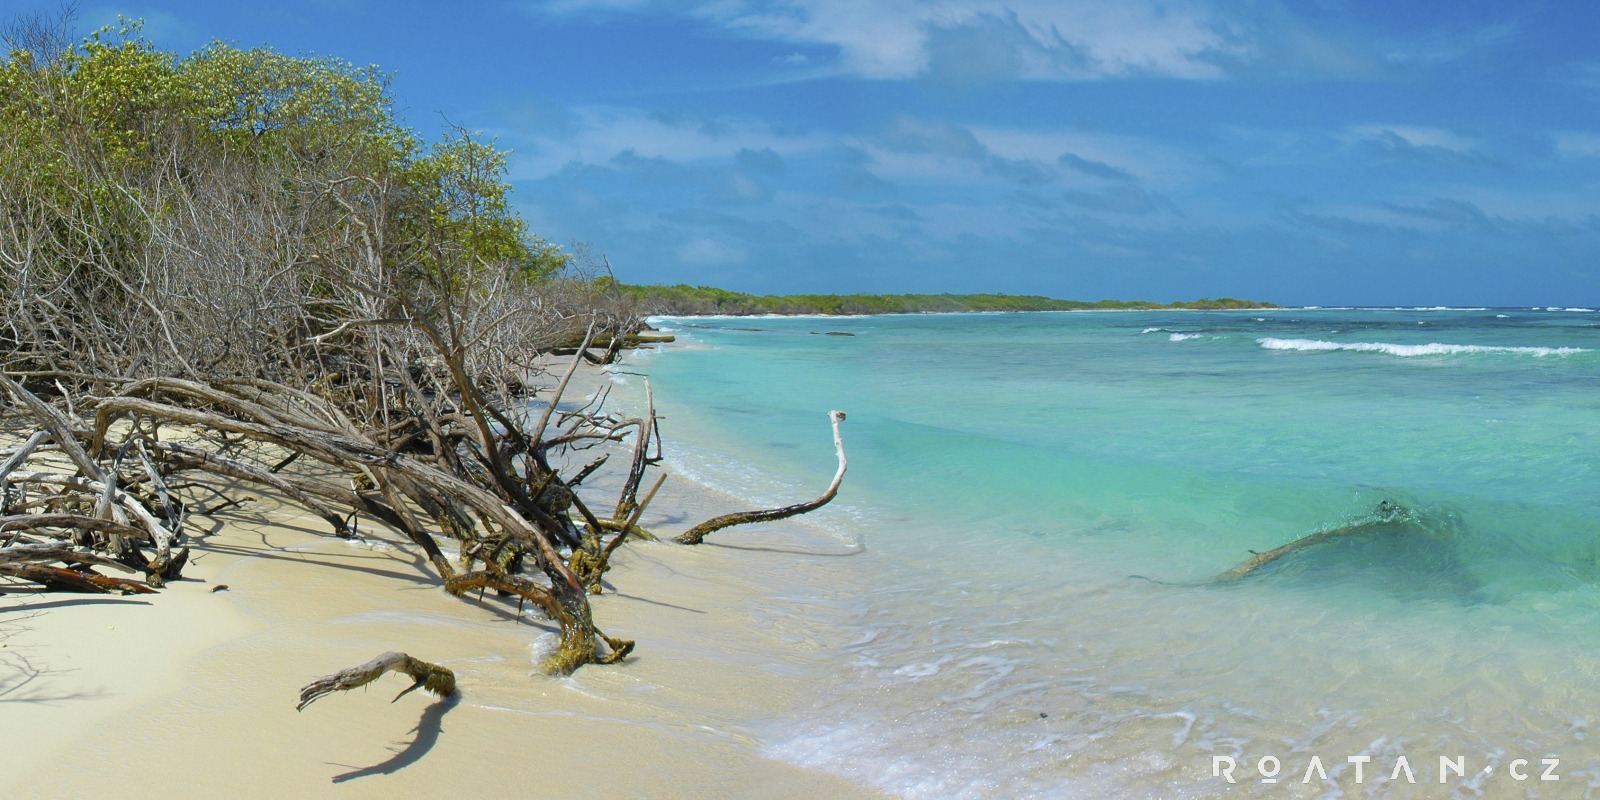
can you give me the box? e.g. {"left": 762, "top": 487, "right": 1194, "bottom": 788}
{"left": 0, "top": 430, "right": 51, "bottom": 486}
{"left": 530, "top": 319, "right": 596, "bottom": 446}
{"left": 153, "top": 441, "right": 354, "bottom": 538}
{"left": 675, "top": 410, "right": 848, "bottom": 545}
{"left": 613, "top": 378, "right": 656, "bottom": 520}
{"left": 0, "top": 541, "right": 139, "bottom": 571}
{"left": 296, "top": 651, "right": 457, "bottom": 711}
{"left": 0, "top": 512, "right": 152, "bottom": 541}
{"left": 0, "top": 376, "right": 108, "bottom": 489}
{"left": 0, "top": 562, "right": 156, "bottom": 594}
{"left": 572, "top": 473, "right": 667, "bottom": 593}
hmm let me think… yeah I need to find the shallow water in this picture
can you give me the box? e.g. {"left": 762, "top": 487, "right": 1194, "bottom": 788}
{"left": 623, "top": 309, "right": 1600, "bottom": 798}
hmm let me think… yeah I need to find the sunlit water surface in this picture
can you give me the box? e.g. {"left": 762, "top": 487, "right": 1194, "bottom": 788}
{"left": 619, "top": 309, "right": 1600, "bottom": 799}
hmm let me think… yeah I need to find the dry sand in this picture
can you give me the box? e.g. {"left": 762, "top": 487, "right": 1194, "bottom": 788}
{"left": 0, "top": 380, "right": 887, "bottom": 799}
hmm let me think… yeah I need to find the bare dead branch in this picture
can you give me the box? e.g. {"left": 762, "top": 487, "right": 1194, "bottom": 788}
{"left": 296, "top": 651, "right": 456, "bottom": 711}
{"left": 675, "top": 411, "right": 847, "bottom": 545}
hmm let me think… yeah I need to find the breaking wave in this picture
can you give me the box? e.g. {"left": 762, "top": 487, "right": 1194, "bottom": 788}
{"left": 1257, "top": 338, "right": 1588, "bottom": 358}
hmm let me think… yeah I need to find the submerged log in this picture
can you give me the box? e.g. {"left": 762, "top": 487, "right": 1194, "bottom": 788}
{"left": 1217, "top": 500, "right": 1408, "bottom": 583}
{"left": 297, "top": 651, "right": 457, "bottom": 710}
{"left": 675, "top": 410, "right": 847, "bottom": 545}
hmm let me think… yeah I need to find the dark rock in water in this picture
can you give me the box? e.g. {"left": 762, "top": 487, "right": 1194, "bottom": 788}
{"left": 812, "top": 331, "right": 855, "bottom": 336}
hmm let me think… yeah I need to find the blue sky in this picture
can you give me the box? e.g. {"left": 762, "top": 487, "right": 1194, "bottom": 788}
{"left": 18, "top": 1, "right": 1600, "bottom": 305}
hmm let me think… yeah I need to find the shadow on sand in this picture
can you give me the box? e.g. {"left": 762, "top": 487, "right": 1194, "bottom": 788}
{"left": 329, "top": 692, "right": 462, "bottom": 783}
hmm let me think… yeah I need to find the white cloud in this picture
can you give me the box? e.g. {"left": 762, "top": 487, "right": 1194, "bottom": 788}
{"left": 530, "top": 0, "right": 1244, "bottom": 80}
{"left": 505, "top": 105, "right": 831, "bottom": 179}
{"left": 528, "top": 1, "right": 1517, "bottom": 84}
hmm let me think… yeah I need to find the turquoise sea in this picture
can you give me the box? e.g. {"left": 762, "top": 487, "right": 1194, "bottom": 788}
{"left": 622, "top": 308, "right": 1600, "bottom": 799}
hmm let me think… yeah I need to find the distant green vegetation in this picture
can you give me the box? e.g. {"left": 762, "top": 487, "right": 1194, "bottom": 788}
{"left": 620, "top": 284, "right": 1276, "bottom": 316}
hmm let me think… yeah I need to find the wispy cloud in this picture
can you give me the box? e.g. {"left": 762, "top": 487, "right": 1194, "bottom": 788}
{"left": 868, "top": 117, "right": 1163, "bottom": 189}
{"left": 526, "top": 0, "right": 1246, "bottom": 81}
{"left": 1197, "top": 3, "right": 1385, "bottom": 80}
{"left": 879, "top": 116, "right": 988, "bottom": 160}
{"left": 1552, "top": 131, "right": 1600, "bottom": 159}
{"left": 1058, "top": 152, "right": 1136, "bottom": 182}
{"left": 1382, "top": 20, "right": 1518, "bottom": 67}
{"left": 1349, "top": 125, "right": 1494, "bottom": 168}
{"left": 505, "top": 105, "right": 830, "bottom": 179}
{"left": 1061, "top": 185, "right": 1180, "bottom": 216}
{"left": 1552, "top": 61, "right": 1600, "bottom": 91}
{"left": 1277, "top": 205, "right": 1412, "bottom": 238}
{"left": 528, "top": 0, "right": 1519, "bottom": 87}
{"left": 1386, "top": 197, "right": 1600, "bottom": 238}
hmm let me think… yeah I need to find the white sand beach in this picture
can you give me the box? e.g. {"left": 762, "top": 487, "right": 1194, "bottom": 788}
{"left": 0, "top": 417, "right": 885, "bottom": 799}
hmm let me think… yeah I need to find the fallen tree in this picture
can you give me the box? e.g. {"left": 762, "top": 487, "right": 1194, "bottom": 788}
{"left": 0, "top": 355, "right": 850, "bottom": 673}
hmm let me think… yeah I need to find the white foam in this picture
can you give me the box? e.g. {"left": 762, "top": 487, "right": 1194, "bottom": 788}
{"left": 1168, "top": 333, "right": 1201, "bottom": 342}
{"left": 1257, "top": 338, "right": 1588, "bottom": 358}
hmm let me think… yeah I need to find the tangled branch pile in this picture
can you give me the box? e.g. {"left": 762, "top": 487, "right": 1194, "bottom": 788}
{"left": 0, "top": 15, "right": 843, "bottom": 676}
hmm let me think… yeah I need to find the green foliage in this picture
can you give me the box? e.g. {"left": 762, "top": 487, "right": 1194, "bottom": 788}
{"left": 0, "top": 17, "right": 560, "bottom": 291}
{"left": 61, "top": 29, "right": 183, "bottom": 163}
{"left": 405, "top": 131, "right": 570, "bottom": 281}
{"left": 180, "top": 42, "right": 393, "bottom": 139}
{"left": 620, "top": 286, "right": 1277, "bottom": 316}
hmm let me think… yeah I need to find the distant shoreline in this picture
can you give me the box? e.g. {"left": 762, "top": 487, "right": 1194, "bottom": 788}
{"left": 621, "top": 284, "right": 1276, "bottom": 317}
{"left": 645, "top": 305, "right": 1591, "bottom": 320}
